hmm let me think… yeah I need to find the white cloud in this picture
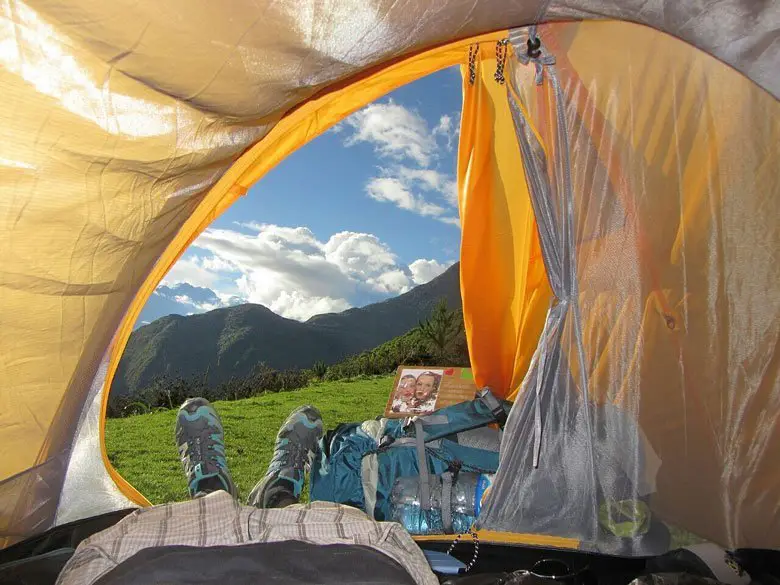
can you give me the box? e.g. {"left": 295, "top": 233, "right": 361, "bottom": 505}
{"left": 444, "top": 179, "right": 459, "bottom": 207}
{"left": 410, "top": 259, "right": 451, "bottom": 285}
{"left": 433, "top": 114, "right": 457, "bottom": 150}
{"left": 396, "top": 166, "right": 458, "bottom": 208}
{"left": 435, "top": 114, "right": 453, "bottom": 134}
{"left": 173, "top": 294, "right": 224, "bottom": 312}
{"left": 233, "top": 220, "right": 263, "bottom": 231}
{"left": 177, "top": 224, "right": 445, "bottom": 321}
{"left": 365, "top": 177, "right": 446, "bottom": 218}
{"left": 201, "top": 255, "right": 237, "bottom": 273}
{"left": 364, "top": 171, "right": 460, "bottom": 225}
{"left": 162, "top": 257, "right": 223, "bottom": 289}
{"left": 322, "top": 231, "right": 398, "bottom": 278}
{"left": 396, "top": 167, "right": 451, "bottom": 193}
{"left": 341, "top": 100, "right": 460, "bottom": 225}
{"left": 267, "top": 291, "right": 351, "bottom": 321}
{"left": 345, "top": 100, "right": 436, "bottom": 167}
{"left": 368, "top": 269, "right": 413, "bottom": 295}
{"left": 216, "top": 292, "right": 245, "bottom": 307}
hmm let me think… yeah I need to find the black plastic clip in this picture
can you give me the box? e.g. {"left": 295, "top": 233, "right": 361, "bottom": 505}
{"left": 448, "top": 460, "right": 463, "bottom": 481}
{"left": 527, "top": 35, "right": 542, "bottom": 59}
{"left": 378, "top": 435, "right": 395, "bottom": 449}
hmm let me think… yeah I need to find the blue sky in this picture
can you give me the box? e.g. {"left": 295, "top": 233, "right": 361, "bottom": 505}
{"left": 139, "top": 66, "right": 463, "bottom": 326}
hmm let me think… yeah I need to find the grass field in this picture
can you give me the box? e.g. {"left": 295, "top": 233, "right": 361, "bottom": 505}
{"left": 107, "top": 374, "right": 703, "bottom": 548}
{"left": 106, "top": 375, "right": 393, "bottom": 504}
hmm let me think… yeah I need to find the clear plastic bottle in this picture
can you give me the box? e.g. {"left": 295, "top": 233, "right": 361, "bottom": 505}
{"left": 389, "top": 472, "right": 494, "bottom": 535}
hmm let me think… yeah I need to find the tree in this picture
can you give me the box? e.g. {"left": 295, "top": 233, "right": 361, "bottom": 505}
{"left": 312, "top": 360, "right": 328, "bottom": 380}
{"left": 415, "top": 299, "right": 465, "bottom": 361}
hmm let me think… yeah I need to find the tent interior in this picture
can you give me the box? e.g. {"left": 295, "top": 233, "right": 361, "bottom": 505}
{"left": 0, "top": 1, "right": 778, "bottom": 583}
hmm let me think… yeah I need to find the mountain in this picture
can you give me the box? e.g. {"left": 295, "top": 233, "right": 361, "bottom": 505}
{"left": 112, "top": 262, "right": 461, "bottom": 397}
{"left": 305, "top": 261, "right": 461, "bottom": 355}
{"left": 136, "top": 283, "right": 242, "bottom": 327}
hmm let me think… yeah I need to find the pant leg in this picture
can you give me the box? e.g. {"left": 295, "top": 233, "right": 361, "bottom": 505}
{"left": 56, "top": 493, "right": 438, "bottom": 585}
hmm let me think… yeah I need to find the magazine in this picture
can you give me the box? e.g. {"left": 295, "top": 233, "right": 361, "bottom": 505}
{"left": 384, "top": 365, "right": 479, "bottom": 418}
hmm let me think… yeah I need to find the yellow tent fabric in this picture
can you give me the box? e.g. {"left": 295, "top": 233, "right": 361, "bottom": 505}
{"left": 457, "top": 44, "right": 552, "bottom": 400}
{"left": 476, "top": 22, "right": 780, "bottom": 550}
{"left": 0, "top": 0, "right": 777, "bottom": 554}
{"left": 0, "top": 26, "right": 505, "bottom": 547}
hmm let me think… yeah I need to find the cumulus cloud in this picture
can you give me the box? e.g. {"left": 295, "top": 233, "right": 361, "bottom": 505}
{"left": 322, "top": 231, "right": 398, "bottom": 278}
{"left": 396, "top": 166, "right": 458, "bottom": 207}
{"left": 173, "top": 294, "right": 223, "bottom": 312}
{"left": 410, "top": 259, "right": 451, "bottom": 285}
{"left": 262, "top": 290, "right": 351, "bottom": 321}
{"left": 345, "top": 100, "right": 436, "bottom": 167}
{"left": 200, "top": 255, "right": 237, "bottom": 273}
{"left": 365, "top": 173, "right": 458, "bottom": 226}
{"left": 369, "top": 269, "right": 413, "bottom": 295}
{"left": 341, "top": 100, "right": 461, "bottom": 226}
{"left": 168, "top": 223, "right": 450, "bottom": 321}
{"left": 396, "top": 167, "right": 453, "bottom": 194}
{"left": 365, "top": 177, "right": 446, "bottom": 218}
{"left": 162, "top": 257, "right": 223, "bottom": 289}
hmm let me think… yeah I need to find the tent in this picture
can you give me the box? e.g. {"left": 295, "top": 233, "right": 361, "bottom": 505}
{"left": 0, "top": 0, "right": 778, "bottom": 557}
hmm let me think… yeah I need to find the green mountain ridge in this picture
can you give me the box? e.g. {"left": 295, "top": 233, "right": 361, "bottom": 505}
{"left": 112, "top": 262, "right": 461, "bottom": 397}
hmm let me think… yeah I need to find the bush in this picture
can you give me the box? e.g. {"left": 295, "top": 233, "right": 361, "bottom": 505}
{"left": 107, "top": 365, "right": 312, "bottom": 418}
{"left": 323, "top": 327, "right": 453, "bottom": 381}
{"left": 107, "top": 394, "right": 149, "bottom": 418}
{"left": 311, "top": 360, "right": 328, "bottom": 379}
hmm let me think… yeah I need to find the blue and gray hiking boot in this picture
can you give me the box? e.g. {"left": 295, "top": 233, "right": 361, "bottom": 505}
{"left": 247, "top": 405, "right": 323, "bottom": 508}
{"left": 175, "top": 397, "right": 238, "bottom": 498}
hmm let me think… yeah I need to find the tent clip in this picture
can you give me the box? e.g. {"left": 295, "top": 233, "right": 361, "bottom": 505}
{"left": 527, "top": 36, "right": 542, "bottom": 59}
{"left": 512, "top": 26, "right": 556, "bottom": 85}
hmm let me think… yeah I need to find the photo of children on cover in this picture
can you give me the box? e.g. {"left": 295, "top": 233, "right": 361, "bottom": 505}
{"left": 389, "top": 369, "right": 443, "bottom": 415}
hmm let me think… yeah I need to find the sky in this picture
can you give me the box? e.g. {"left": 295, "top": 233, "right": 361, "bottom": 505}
{"left": 138, "top": 67, "right": 464, "bottom": 327}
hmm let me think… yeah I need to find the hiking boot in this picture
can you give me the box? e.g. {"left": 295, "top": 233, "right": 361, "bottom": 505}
{"left": 247, "top": 405, "right": 323, "bottom": 508}
{"left": 175, "top": 397, "right": 238, "bottom": 498}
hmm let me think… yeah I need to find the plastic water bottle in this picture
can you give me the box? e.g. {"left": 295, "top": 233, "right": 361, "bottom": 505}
{"left": 390, "top": 472, "right": 494, "bottom": 535}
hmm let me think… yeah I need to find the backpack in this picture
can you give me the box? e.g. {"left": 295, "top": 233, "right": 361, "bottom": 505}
{"left": 309, "top": 389, "right": 511, "bottom": 524}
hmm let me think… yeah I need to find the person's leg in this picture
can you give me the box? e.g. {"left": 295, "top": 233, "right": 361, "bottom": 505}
{"left": 247, "top": 405, "right": 323, "bottom": 508}
{"left": 175, "top": 397, "right": 238, "bottom": 498}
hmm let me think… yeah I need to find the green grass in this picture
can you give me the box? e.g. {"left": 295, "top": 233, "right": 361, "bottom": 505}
{"left": 106, "top": 376, "right": 393, "bottom": 504}
{"left": 108, "top": 374, "right": 707, "bottom": 548}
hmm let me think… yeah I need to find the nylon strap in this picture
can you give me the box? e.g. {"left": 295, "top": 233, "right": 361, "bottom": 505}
{"left": 413, "top": 419, "right": 431, "bottom": 510}
{"left": 441, "top": 471, "right": 454, "bottom": 534}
